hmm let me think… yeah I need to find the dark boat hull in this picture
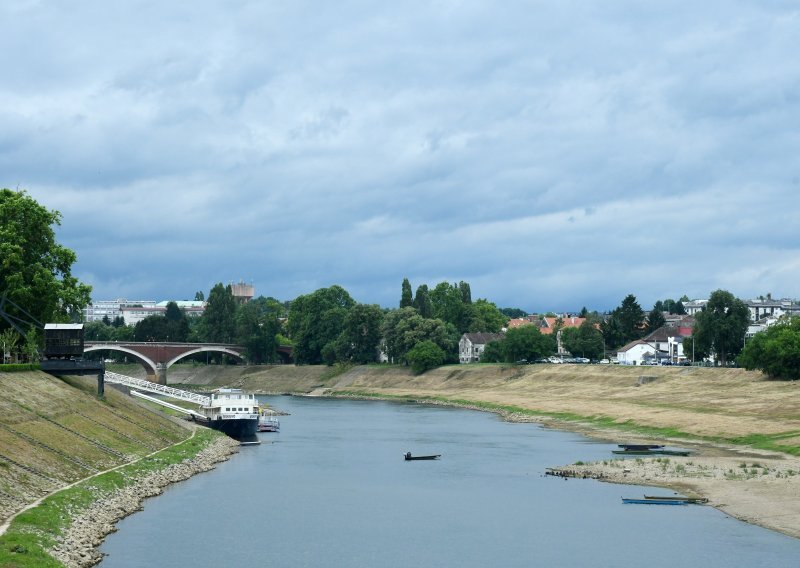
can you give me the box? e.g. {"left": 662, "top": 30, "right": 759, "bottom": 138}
{"left": 404, "top": 455, "right": 441, "bottom": 461}
{"left": 622, "top": 498, "right": 687, "bottom": 505}
{"left": 194, "top": 416, "right": 258, "bottom": 442}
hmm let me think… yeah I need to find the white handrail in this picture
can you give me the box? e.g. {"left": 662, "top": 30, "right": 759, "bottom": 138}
{"left": 104, "top": 372, "right": 210, "bottom": 406}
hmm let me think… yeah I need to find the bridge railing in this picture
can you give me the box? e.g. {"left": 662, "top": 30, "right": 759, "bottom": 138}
{"left": 104, "top": 372, "right": 210, "bottom": 406}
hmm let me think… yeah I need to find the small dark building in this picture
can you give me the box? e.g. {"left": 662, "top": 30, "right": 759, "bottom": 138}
{"left": 44, "top": 323, "right": 85, "bottom": 359}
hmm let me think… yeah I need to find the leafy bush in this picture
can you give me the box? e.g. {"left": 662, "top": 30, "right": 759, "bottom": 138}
{"left": 406, "top": 340, "right": 445, "bottom": 375}
{"left": 0, "top": 363, "right": 40, "bottom": 372}
{"left": 739, "top": 318, "right": 800, "bottom": 380}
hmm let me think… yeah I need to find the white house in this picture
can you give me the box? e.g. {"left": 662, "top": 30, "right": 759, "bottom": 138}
{"left": 616, "top": 340, "right": 656, "bottom": 365}
{"left": 459, "top": 332, "right": 504, "bottom": 363}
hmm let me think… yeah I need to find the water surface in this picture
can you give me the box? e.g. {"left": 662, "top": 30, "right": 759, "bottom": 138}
{"left": 99, "top": 396, "right": 800, "bottom": 567}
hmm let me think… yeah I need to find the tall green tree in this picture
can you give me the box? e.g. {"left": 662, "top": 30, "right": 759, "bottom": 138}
{"left": 287, "top": 285, "right": 355, "bottom": 364}
{"left": 236, "top": 296, "right": 282, "bottom": 364}
{"left": 337, "top": 303, "right": 384, "bottom": 363}
{"left": 430, "top": 281, "right": 470, "bottom": 332}
{"left": 0, "top": 189, "right": 91, "bottom": 328}
{"left": 691, "top": 289, "right": 750, "bottom": 366}
{"left": 469, "top": 299, "right": 507, "bottom": 333}
{"left": 413, "top": 285, "right": 432, "bottom": 318}
{"left": 400, "top": 278, "right": 413, "bottom": 308}
{"left": 201, "top": 283, "right": 238, "bottom": 343}
{"left": 616, "top": 294, "right": 645, "bottom": 342}
{"left": 647, "top": 305, "right": 667, "bottom": 331}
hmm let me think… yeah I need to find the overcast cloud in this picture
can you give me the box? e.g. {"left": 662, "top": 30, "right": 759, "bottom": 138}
{"left": 2, "top": 1, "right": 799, "bottom": 312}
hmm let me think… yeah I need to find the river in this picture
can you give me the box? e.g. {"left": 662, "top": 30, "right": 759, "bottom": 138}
{"left": 98, "top": 396, "right": 800, "bottom": 567}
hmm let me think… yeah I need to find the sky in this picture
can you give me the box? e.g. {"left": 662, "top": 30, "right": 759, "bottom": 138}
{"left": 2, "top": 1, "right": 799, "bottom": 313}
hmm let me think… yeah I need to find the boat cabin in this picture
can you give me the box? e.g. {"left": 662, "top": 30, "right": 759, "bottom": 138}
{"left": 201, "top": 388, "right": 259, "bottom": 421}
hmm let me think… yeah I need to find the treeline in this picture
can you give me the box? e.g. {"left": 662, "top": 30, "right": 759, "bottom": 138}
{"left": 85, "top": 283, "right": 288, "bottom": 364}
{"left": 288, "top": 279, "right": 508, "bottom": 372}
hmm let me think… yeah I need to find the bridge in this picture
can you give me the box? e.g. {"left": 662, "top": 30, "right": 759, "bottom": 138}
{"left": 84, "top": 341, "right": 246, "bottom": 384}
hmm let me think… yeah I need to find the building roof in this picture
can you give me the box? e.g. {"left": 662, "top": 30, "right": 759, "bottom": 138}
{"left": 617, "top": 339, "right": 653, "bottom": 353}
{"left": 540, "top": 316, "right": 587, "bottom": 334}
{"left": 44, "top": 323, "right": 83, "bottom": 330}
{"left": 642, "top": 325, "right": 691, "bottom": 342}
{"left": 462, "top": 332, "right": 504, "bottom": 345}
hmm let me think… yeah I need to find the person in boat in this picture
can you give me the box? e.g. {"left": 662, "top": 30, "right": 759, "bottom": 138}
{"left": 405, "top": 451, "right": 412, "bottom": 459}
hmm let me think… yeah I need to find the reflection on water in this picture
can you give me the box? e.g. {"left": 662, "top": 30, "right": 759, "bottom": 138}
{"left": 99, "top": 396, "right": 800, "bottom": 567}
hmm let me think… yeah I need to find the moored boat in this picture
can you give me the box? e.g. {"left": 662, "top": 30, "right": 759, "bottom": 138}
{"left": 192, "top": 388, "right": 259, "bottom": 442}
{"left": 644, "top": 495, "right": 708, "bottom": 504}
{"left": 612, "top": 448, "right": 692, "bottom": 456}
{"left": 622, "top": 497, "right": 687, "bottom": 505}
{"left": 404, "top": 452, "right": 441, "bottom": 461}
{"left": 257, "top": 409, "right": 280, "bottom": 432}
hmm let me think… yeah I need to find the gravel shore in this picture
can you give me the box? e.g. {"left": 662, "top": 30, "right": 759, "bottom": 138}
{"left": 49, "top": 435, "right": 240, "bottom": 568}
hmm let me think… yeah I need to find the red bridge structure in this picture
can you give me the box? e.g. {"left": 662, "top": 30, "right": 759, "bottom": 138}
{"left": 84, "top": 341, "right": 293, "bottom": 384}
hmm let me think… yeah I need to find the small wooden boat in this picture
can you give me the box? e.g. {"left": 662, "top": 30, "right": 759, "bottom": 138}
{"left": 622, "top": 497, "right": 687, "bottom": 505}
{"left": 617, "top": 444, "right": 665, "bottom": 451}
{"left": 644, "top": 495, "right": 708, "bottom": 504}
{"left": 404, "top": 452, "right": 441, "bottom": 461}
{"left": 612, "top": 449, "right": 691, "bottom": 456}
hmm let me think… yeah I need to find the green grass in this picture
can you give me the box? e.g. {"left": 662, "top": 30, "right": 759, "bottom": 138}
{"left": 333, "top": 390, "right": 800, "bottom": 456}
{"left": 0, "top": 428, "right": 222, "bottom": 567}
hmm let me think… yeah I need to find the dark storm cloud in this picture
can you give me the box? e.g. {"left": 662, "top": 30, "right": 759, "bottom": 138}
{"left": 2, "top": 1, "right": 799, "bottom": 311}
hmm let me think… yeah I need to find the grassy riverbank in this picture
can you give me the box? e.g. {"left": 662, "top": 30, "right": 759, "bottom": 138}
{"left": 0, "top": 428, "right": 229, "bottom": 567}
{"left": 0, "top": 369, "right": 236, "bottom": 566}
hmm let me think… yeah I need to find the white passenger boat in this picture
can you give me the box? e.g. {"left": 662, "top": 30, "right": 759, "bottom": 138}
{"left": 192, "top": 388, "right": 259, "bottom": 440}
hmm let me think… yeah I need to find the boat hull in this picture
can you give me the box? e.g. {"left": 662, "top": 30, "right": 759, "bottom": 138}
{"left": 194, "top": 416, "right": 258, "bottom": 442}
{"left": 404, "top": 455, "right": 441, "bottom": 461}
{"left": 622, "top": 498, "right": 687, "bottom": 505}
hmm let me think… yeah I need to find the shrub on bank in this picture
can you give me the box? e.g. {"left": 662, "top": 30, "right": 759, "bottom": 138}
{"left": 0, "top": 363, "right": 40, "bottom": 372}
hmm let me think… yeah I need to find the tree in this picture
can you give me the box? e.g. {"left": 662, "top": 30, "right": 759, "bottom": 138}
{"left": 691, "top": 289, "right": 750, "bottom": 366}
{"left": 0, "top": 189, "right": 92, "bottom": 328}
{"left": 615, "top": 294, "right": 645, "bottom": 342}
{"left": 468, "top": 299, "right": 507, "bottom": 333}
{"left": 133, "top": 315, "right": 172, "bottom": 342}
{"left": 400, "top": 278, "right": 413, "bottom": 309}
{"left": 413, "top": 285, "right": 432, "bottom": 318}
{"left": 430, "top": 281, "right": 470, "bottom": 332}
{"left": 739, "top": 318, "right": 800, "bottom": 380}
{"left": 561, "top": 321, "right": 605, "bottom": 359}
{"left": 647, "top": 306, "right": 666, "bottom": 331}
{"left": 380, "top": 307, "right": 453, "bottom": 364}
{"left": 337, "top": 303, "right": 384, "bottom": 363}
{"left": 481, "top": 340, "right": 504, "bottom": 363}
{"left": 287, "top": 285, "right": 355, "bottom": 364}
{"left": 501, "top": 326, "right": 555, "bottom": 363}
{"left": 194, "top": 291, "right": 205, "bottom": 301}
{"left": 500, "top": 307, "right": 527, "bottom": 319}
{"left": 1, "top": 329, "right": 19, "bottom": 363}
{"left": 201, "top": 283, "right": 238, "bottom": 343}
{"left": 600, "top": 315, "right": 625, "bottom": 350}
{"left": 235, "top": 296, "right": 281, "bottom": 364}
{"left": 406, "top": 340, "right": 445, "bottom": 374}
{"left": 458, "top": 281, "right": 472, "bottom": 304}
